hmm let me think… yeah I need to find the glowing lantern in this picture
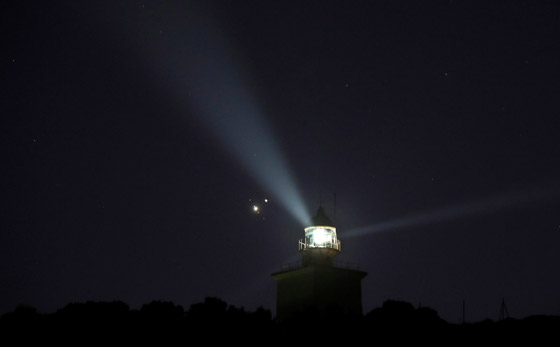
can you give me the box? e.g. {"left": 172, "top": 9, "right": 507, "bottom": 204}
{"left": 298, "top": 207, "right": 340, "bottom": 265}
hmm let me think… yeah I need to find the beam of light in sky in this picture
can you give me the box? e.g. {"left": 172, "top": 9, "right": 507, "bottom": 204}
{"left": 341, "top": 183, "right": 560, "bottom": 239}
{"left": 147, "top": 5, "right": 309, "bottom": 225}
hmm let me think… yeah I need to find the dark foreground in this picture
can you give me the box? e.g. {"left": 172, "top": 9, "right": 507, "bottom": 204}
{"left": 1, "top": 298, "right": 559, "bottom": 343}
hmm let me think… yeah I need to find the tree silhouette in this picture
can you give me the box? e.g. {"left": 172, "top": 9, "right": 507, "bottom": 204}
{"left": 140, "top": 300, "right": 184, "bottom": 321}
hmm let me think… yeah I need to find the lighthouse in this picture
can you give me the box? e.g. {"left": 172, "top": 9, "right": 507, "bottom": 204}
{"left": 271, "top": 207, "right": 367, "bottom": 321}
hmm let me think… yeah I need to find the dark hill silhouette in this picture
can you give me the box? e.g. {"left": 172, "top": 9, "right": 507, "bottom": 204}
{"left": 56, "top": 300, "right": 130, "bottom": 322}
{"left": 365, "top": 300, "right": 446, "bottom": 327}
{"left": 0, "top": 304, "right": 40, "bottom": 322}
{"left": 140, "top": 300, "right": 184, "bottom": 321}
{"left": 2, "top": 298, "right": 560, "bottom": 341}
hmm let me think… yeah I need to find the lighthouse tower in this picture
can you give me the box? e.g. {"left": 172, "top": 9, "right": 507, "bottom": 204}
{"left": 271, "top": 207, "right": 367, "bottom": 321}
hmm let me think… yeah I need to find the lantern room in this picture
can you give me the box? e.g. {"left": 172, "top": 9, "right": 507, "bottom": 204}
{"left": 298, "top": 207, "right": 341, "bottom": 265}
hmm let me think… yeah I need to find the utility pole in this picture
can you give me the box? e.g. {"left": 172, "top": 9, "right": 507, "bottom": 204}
{"left": 462, "top": 300, "right": 466, "bottom": 324}
{"left": 499, "top": 298, "right": 510, "bottom": 321}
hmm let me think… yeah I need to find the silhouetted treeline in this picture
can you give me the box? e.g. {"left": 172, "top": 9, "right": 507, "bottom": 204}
{"left": 0, "top": 298, "right": 273, "bottom": 342}
{"left": 2, "top": 298, "right": 560, "bottom": 341}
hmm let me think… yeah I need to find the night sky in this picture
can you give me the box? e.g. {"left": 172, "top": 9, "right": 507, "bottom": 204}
{"left": 3, "top": 1, "right": 560, "bottom": 322}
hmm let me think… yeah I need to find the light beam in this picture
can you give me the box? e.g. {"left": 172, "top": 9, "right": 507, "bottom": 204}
{"left": 341, "top": 183, "right": 560, "bottom": 239}
{"left": 145, "top": 4, "right": 310, "bottom": 225}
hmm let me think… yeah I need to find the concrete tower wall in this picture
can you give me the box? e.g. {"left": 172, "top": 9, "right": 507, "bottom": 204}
{"left": 272, "top": 264, "right": 367, "bottom": 321}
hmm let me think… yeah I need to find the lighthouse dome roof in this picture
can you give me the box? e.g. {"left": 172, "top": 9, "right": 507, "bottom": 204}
{"left": 311, "top": 206, "right": 334, "bottom": 227}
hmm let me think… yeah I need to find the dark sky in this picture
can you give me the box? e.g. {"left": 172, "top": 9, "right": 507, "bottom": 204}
{"left": 2, "top": 0, "right": 560, "bottom": 322}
